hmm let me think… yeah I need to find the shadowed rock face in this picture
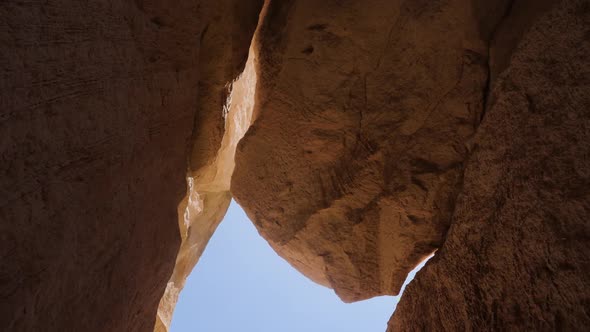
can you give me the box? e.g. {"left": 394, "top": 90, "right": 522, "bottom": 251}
{"left": 232, "top": 0, "right": 491, "bottom": 302}
{"left": 0, "top": 1, "right": 261, "bottom": 331}
{"left": 390, "top": 0, "right": 590, "bottom": 330}
{"left": 2, "top": 0, "right": 589, "bottom": 330}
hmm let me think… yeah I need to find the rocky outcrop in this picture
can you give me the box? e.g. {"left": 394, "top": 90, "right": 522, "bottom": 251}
{"left": 0, "top": 1, "right": 261, "bottom": 331}
{"left": 232, "top": 0, "right": 492, "bottom": 302}
{"left": 3, "top": 0, "right": 589, "bottom": 330}
{"left": 389, "top": 0, "right": 590, "bottom": 330}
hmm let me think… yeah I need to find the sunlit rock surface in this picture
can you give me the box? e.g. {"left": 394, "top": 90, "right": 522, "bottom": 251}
{"left": 232, "top": 3, "right": 590, "bottom": 330}
{"left": 232, "top": 0, "right": 491, "bottom": 302}
{"left": 2, "top": 0, "right": 589, "bottom": 331}
{"left": 156, "top": 45, "right": 258, "bottom": 332}
{"left": 155, "top": 3, "right": 263, "bottom": 332}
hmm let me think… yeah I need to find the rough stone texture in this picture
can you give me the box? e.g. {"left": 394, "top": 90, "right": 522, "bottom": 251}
{"left": 0, "top": 1, "right": 261, "bottom": 331}
{"left": 390, "top": 0, "right": 590, "bottom": 330}
{"left": 156, "top": 43, "right": 259, "bottom": 332}
{"left": 232, "top": 0, "right": 493, "bottom": 302}
{"left": 3, "top": 0, "right": 589, "bottom": 330}
{"left": 154, "top": 2, "right": 262, "bottom": 330}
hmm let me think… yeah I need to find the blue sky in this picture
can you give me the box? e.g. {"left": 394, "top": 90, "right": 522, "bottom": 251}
{"left": 170, "top": 200, "right": 427, "bottom": 332}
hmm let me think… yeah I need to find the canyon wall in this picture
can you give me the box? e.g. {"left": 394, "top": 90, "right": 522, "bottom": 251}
{"left": 2, "top": 0, "right": 589, "bottom": 331}
{"left": 390, "top": 0, "right": 590, "bottom": 330}
{"left": 232, "top": 0, "right": 590, "bottom": 329}
{"left": 0, "top": 0, "right": 261, "bottom": 331}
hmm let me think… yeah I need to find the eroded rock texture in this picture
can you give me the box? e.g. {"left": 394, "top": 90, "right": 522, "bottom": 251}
{"left": 154, "top": 2, "right": 262, "bottom": 330}
{"left": 3, "top": 0, "right": 589, "bottom": 330}
{"left": 156, "top": 44, "right": 260, "bottom": 332}
{"left": 0, "top": 1, "right": 261, "bottom": 331}
{"left": 391, "top": 0, "right": 590, "bottom": 330}
{"left": 232, "top": 0, "right": 492, "bottom": 302}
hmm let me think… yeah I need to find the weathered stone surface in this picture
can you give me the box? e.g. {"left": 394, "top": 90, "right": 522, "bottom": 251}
{"left": 232, "top": 0, "right": 492, "bottom": 302}
{"left": 0, "top": 1, "right": 261, "bottom": 331}
{"left": 390, "top": 0, "right": 590, "bottom": 330}
{"left": 3, "top": 0, "right": 589, "bottom": 331}
{"left": 154, "top": 2, "right": 262, "bottom": 330}
{"left": 156, "top": 44, "right": 260, "bottom": 332}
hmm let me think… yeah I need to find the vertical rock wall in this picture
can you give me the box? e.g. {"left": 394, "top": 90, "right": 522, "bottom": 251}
{"left": 0, "top": 1, "right": 261, "bottom": 331}
{"left": 156, "top": 44, "right": 259, "bottom": 332}
{"left": 2, "top": 0, "right": 588, "bottom": 330}
{"left": 390, "top": 0, "right": 590, "bottom": 330}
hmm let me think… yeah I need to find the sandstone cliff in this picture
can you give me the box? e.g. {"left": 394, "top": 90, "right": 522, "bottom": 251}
{"left": 154, "top": 1, "right": 262, "bottom": 330}
{"left": 390, "top": 0, "right": 590, "bottom": 329}
{"left": 2, "top": 0, "right": 589, "bottom": 331}
{"left": 232, "top": 0, "right": 589, "bottom": 329}
{"left": 0, "top": 1, "right": 261, "bottom": 331}
{"left": 232, "top": 0, "right": 491, "bottom": 302}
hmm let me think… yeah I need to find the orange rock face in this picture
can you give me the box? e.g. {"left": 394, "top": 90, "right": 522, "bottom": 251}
{"left": 2, "top": 0, "right": 589, "bottom": 331}
{"left": 154, "top": 1, "right": 262, "bottom": 330}
{"left": 232, "top": 0, "right": 590, "bottom": 328}
{"left": 232, "top": 0, "right": 491, "bottom": 302}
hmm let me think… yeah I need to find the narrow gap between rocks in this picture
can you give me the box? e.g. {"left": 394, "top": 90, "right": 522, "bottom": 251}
{"left": 155, "top": 44, "right": 259, "bottom": 332}
{"left": 170, "top": 200, "right": 431, "bottom": 331}
{"left": 165, "top": 5, "right": 433, "bottom": 328}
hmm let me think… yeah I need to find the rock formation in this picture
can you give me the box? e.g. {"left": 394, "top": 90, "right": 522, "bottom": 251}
{"left": 153, "top": 2, "right": 262, "bottom": 330}
{"left": 0, "top": 0, "right": 261, "bottom": 331}
{"left": 232, "top": 0, "right": 491, "bottom": 302}
{"left": 390, "top": 0, "right": 590, "bottom": 330}
{"left": 233, "top": 0, "right": 590, "bottom": 329}
{"left": 2, "top": 0, "right": 589, "bottom": 331}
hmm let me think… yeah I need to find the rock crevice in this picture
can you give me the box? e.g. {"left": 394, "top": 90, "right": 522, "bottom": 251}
{"left": 2, "top": 0, "right": 588, "bottom": 331}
